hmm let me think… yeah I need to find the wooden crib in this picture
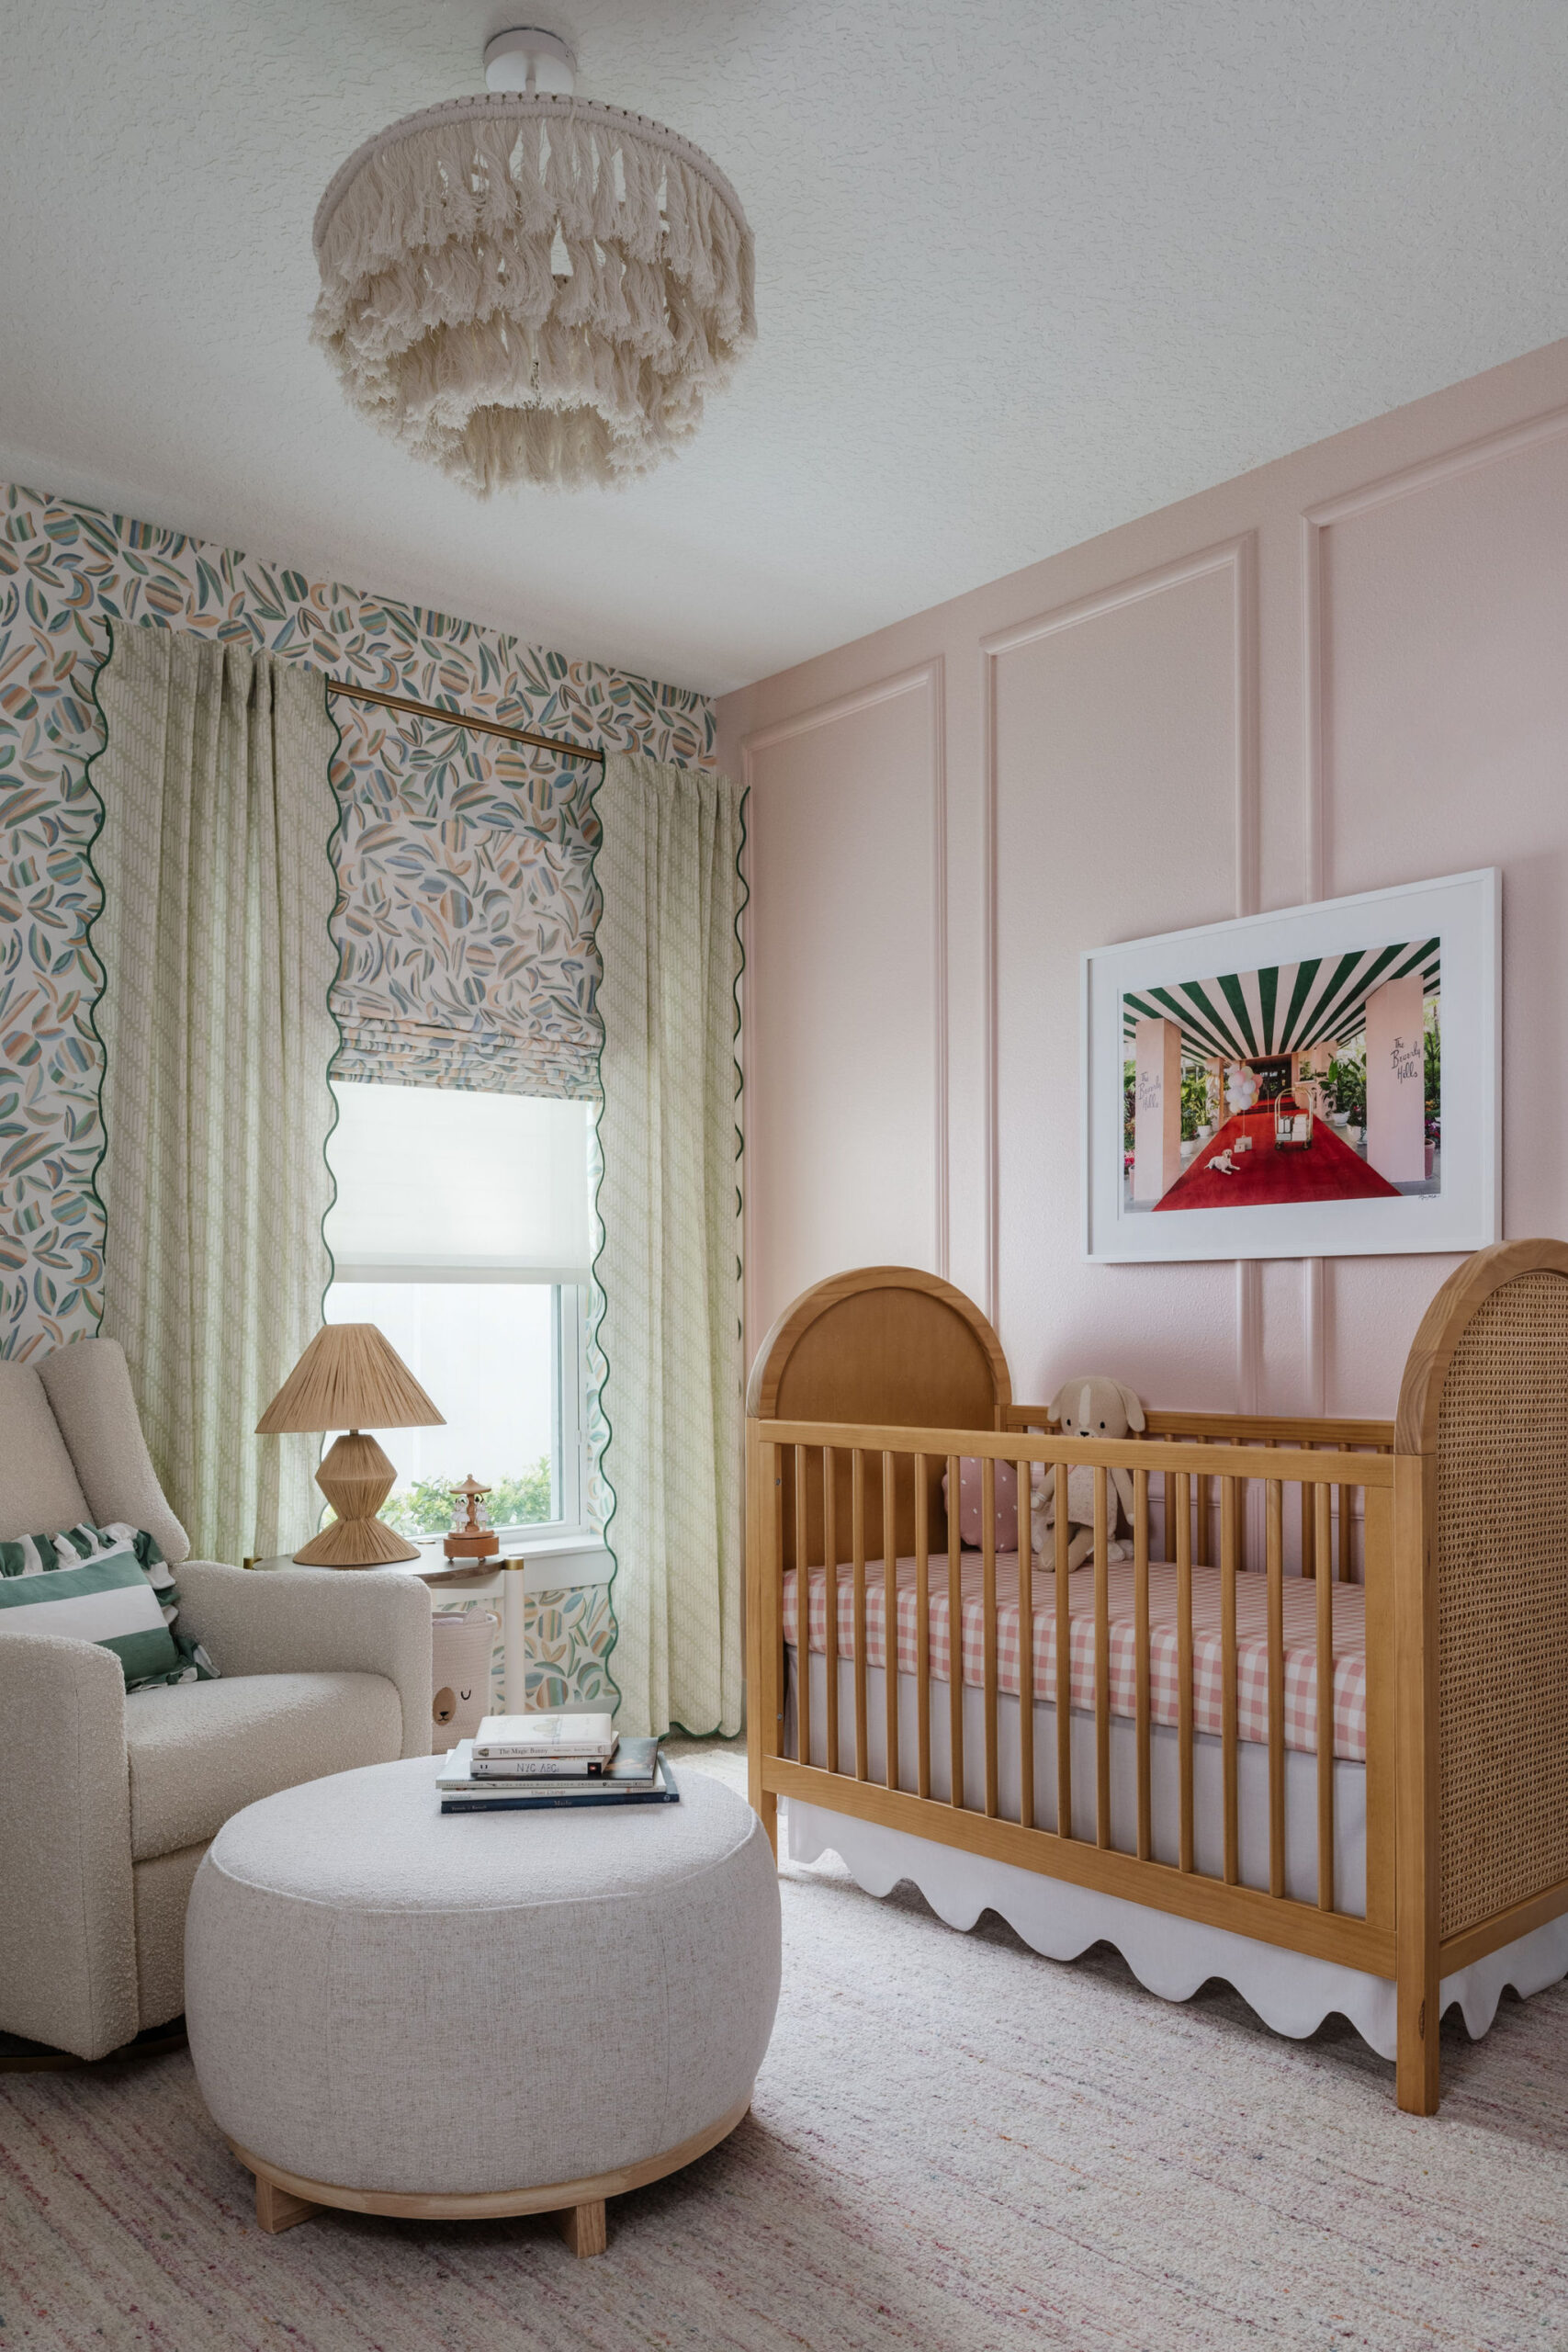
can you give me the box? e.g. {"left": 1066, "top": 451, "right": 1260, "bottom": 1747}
{"left": 744, "top": 1239, "right": 1568, "bottom": 2113}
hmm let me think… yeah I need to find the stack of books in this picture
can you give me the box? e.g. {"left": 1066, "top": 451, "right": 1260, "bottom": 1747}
{"left": 437, "top": 1712, "right": 678, "bottom": 1814}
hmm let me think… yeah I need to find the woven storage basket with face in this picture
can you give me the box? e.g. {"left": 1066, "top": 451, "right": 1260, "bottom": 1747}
{"left": 432, "top": 1610, "right": 497, "bottom": 1747}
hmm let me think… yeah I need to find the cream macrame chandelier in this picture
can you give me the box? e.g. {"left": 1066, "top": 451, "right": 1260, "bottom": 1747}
{"left": 310, "top": 28, "right": 755, "bottom": 493}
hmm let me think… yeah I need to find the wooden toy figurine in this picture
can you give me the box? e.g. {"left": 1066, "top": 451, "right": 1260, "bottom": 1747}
{"left": 444, "top": 1474, "right": 500, "bottom": 1561}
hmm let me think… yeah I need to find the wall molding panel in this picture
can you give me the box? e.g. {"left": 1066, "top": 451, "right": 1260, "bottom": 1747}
{"left": 1302, "top": 401, "right": 1568, "bottom": 910}
{"left": 979, "top": 535, "right": 1258, "bottom": 1351}
{"left": 716, "top": 341, "right": 1568, "bottom": 1434}
{"left": 739, "top": 658, "right": 948, "bottom": 1345}
{"left": 1297, "top": 400, "right": 1568, "bottom": 1418}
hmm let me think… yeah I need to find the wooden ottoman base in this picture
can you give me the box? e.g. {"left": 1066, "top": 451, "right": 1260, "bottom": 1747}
{"left": 232, "top": 2089, "right": 750, "bottom": 2257}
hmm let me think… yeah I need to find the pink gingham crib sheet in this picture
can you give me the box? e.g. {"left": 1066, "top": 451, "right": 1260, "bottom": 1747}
{"left": 782, "top": 1555, "right": 1367, "bottom": 1763}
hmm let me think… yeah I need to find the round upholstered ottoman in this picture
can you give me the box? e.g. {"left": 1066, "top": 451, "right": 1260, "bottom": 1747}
{"left": 185, "top": 1757, "right": 781, "bottom": 2253}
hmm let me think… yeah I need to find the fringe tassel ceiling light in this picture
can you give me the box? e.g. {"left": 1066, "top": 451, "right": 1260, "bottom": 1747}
{"left": 310, "top": 28, "right": 755, "bottom": 494}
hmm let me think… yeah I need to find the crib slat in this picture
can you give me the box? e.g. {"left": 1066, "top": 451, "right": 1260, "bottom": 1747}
{"left": 1337, "top": 1480, "right": 1353, "bottom": 1583}
{"left": 1315, "top": 1481, "right": 1335, "bottom": 1910}
{"left": 1134, "top": 1467, "right": 1152, "bottom": 1860}
{"left": 1195, "top": 1467, "right": 1211, "bottom": 1568}
{"left": 1094, "top": 1467, "right": 1111, "bottom": 1849}
{"left": 1362, "top": 1481, "right": 1395, "bottom": 1935}
{"left": 1301, "top": 1441, "right": 1317, "bottom": 1580}
{"left": 883, "top": 1451, "right": 899, "bottom": 1796}
{"left": 1267, "top": 1478, "right": 1286, "bottom": 1898}
{"left": 772, "top": 1442, "right": 786, "bottom": 1802}
{"left": 852, "top": 1450, "right": 869, "bottom": 1782}
{"left": 795, "top": 1443, "right": 811, "bottom": 1779}
{"left": 1221, "top": 1475, "right": 1240, "bottom": 1884}
{"left": 822, "top": 1447, "right": 840, "bottom": 1777}
{"left": 1017, "top": 1457, "right": 1034, "bottom": 1831}
{"left": 948, "top": 1455, "right": 964, "bottom": 1811}
{"left": 914, "top": 1453, "right": 931, "bottom": 1801}
{"left": 1176, "top": 1470, "right": 1194, "bottom": 1873}
{"left": 1055, "top": 1464, "right": 1072, "bottom": 1838}
{"left": 981, "top": 1456, "right": 998, "bottom": 1818}
{"left": 1162, "top": 1467, "right": 1175, "bottom": 1564}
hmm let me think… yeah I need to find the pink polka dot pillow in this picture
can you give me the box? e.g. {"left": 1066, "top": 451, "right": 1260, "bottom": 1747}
{"left": 942, "top": 1456, "right": 1019, "bottom": 1551}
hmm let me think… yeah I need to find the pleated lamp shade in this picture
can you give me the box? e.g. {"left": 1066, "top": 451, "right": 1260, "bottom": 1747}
{"left": 256, "top": 1325, "right": 444, "bottom": 1569}
{"left": 256, "top": 1323, "right": 444, "bottom": 1436}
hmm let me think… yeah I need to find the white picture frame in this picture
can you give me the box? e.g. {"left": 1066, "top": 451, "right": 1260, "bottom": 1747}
{"left": 1082, "top": 868, "right": 1499, "bottom": 1263}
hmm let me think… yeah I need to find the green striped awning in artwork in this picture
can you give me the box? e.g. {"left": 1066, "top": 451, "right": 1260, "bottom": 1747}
{"left": 1121, "top": 939, "right": 1438, "bottom": 1061}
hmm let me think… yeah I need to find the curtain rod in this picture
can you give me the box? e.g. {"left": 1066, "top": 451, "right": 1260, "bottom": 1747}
{"left": 325, "top": 679, "right": 604, "bottom": 765}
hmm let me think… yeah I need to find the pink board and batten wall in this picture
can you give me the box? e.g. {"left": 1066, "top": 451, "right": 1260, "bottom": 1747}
{"left": 719, "top": 339, "right": 1568, "bottom": 1421}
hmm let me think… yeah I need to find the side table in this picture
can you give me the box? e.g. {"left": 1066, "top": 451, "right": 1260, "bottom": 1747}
{"left": 246, "top": 1553, "right": 531, "bottom": 1713}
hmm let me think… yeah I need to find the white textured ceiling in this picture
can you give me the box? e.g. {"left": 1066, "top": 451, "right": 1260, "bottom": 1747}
{"left": 3, "top": 2, "right": 1566, "bottom": 695}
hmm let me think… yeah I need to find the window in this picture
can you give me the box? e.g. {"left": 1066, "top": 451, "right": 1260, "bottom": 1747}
{"left": 322, "top": 1083, "right": 593, "bottom": 1541}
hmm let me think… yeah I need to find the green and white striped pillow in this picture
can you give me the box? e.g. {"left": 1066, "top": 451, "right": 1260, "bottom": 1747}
{"left": 0, "top": 1521, "right": 219, "bottom": 1691}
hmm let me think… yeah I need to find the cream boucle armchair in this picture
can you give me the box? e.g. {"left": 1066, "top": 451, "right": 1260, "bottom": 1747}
{"left": 0, "top": 1338, "right": 432, "bottom": 2060}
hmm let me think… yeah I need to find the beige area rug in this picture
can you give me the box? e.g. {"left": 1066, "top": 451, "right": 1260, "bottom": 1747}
{"left": 4, "top": 1745, "right": 1568, "bottom": 2351}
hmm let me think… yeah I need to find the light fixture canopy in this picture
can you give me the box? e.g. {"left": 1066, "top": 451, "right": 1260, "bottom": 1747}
{"left": 483, "top": 27, "right": 576, "bottom": 96}
{"left": 310, "top": 37, "right": 755, "bottom": 494}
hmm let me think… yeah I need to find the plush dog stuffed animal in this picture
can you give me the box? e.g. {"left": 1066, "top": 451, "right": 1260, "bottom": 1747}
{"left": 1029, "top": 1375, "right": 1146, "bottom": 1569}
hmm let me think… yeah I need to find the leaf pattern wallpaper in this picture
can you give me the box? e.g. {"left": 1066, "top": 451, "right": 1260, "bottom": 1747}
{"left": 445, "top": 1587, "right": 618, "bottom": 1715}
{"left": 0, "top": 480, "right": 715, "bottom": 1696}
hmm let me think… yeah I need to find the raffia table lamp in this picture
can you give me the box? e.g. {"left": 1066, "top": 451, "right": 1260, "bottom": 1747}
{"left": 256, "top": 1324, "right": 445, "bottom": 1567}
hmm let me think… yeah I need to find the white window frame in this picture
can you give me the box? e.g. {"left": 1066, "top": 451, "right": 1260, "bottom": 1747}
{"left": 546, "top": 1279, "right": 588, "bottom": 1539}
{"left": 323, "top": 1271, "right": 592, "bottom": 1543}
{"left": 324, "top": 1084, "right": 595, "bottom": 1544}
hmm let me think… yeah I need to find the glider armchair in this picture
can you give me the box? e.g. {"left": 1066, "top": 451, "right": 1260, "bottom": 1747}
{"left": 0, "top": 1338, "right": 432, "bottom": 2060}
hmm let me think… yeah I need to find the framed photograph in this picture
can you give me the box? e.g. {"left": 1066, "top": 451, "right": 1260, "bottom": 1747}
{"left": 1082, "top": 868, "right": 1499, "bottom": 1263}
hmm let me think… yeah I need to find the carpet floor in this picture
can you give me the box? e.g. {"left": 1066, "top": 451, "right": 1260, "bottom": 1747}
{"left": 4, "top": 1746, "right": 1567, "bottom": 2352}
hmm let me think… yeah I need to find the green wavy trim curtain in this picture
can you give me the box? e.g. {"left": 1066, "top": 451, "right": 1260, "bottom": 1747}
{"left": 592, "top": 752, "right": 745, "bottom": 1737}
{"left": 90, "top": 626, "right": 340, "bottom": 1561}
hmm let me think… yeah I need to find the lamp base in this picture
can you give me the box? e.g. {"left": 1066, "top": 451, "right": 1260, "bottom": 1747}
{"left": 293, "top": 1431, "right": 420, "bottom": 1568}
{"left": 293, "top": 1517, "right": 419, "bottom": 1568}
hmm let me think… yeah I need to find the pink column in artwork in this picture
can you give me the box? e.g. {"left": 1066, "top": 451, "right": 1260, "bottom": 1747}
{"left": 1133, "top": 1017, "right": 1183, "bottom": 1202}
{"left": 1365, "top": 972, "right": 1427, "bottom": 1183}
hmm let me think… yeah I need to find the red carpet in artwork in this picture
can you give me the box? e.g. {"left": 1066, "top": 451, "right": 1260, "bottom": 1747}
{"left": 1154, "top": 1106, "right": 1402, "bottom": 1212}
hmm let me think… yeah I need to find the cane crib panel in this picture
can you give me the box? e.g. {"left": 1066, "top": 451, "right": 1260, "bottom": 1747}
{"left": 1435, "top": 1271, "right": 1568, "bottom": 1940}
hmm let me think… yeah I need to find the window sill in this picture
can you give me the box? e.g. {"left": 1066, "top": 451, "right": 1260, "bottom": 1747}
{"left": 411, "top": 1532, "right": 613, "bottom": 1592}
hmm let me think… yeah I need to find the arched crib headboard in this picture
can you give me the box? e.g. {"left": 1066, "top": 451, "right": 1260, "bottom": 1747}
{"left": 746, "top": 1266, "right": 1012, "bottom": 1564}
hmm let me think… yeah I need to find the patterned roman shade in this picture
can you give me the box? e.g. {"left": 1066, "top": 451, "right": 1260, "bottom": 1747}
{"left": 327, "top": 699, "right": 602, "bottom": 1099}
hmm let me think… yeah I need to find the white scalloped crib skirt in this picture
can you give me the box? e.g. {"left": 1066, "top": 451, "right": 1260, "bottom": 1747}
{"left": 784, "top": 1652, "right": 1568, "bottom": 2059}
